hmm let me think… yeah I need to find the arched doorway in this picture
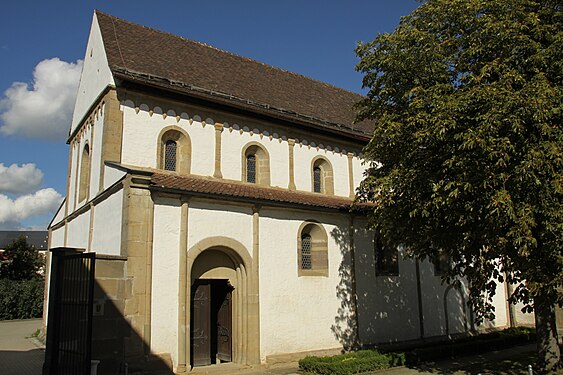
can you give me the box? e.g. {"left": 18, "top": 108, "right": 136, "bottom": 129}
{"left": 186, "top": 237, "right": 259, "bottom": 367}
{"left": 190, "top": 250, "right": 237, "bottom": 366}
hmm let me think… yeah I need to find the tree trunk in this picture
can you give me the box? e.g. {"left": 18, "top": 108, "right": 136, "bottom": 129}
{"left": 534, "top": 294, "right": 561, "bottom": 373}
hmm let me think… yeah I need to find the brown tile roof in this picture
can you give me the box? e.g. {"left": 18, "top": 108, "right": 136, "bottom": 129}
{"left": 95, "top": 11, "right": 373, "bottom": 140}
{"left": 151, "top": 172, "right": 362, "bottom": 211}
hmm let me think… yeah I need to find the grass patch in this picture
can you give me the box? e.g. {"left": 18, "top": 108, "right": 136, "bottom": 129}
{"left": 27, "top": 328, "right": 40, "bottom": 338}
{"left": 299, "top": 350, "right": 405, "bottom": 375}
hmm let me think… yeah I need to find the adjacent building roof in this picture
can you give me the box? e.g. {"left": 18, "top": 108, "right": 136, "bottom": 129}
{"left": 95, "top": 11, "right": 373, "bottom": 140}
{"left": 0, "top": 231, "right": 49, "bottom": 251}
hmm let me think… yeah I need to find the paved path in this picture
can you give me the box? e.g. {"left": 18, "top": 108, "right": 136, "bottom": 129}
{"left": 186, "top": 343, "right": 540, "bottom": 375}
{"left": 0, "top": 319, "right": 544, "bottom": 375}
{"left": 0, "top": 319, "right": 44, "bottom": 375}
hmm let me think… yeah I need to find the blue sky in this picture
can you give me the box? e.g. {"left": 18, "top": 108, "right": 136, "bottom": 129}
{"left": 0, "top": 0, "right": 419, "bottom": 230}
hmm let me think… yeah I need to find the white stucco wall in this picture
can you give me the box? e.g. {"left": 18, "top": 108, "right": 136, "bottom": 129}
{"left": 418, "top": 259, "right": 448, "bottom": 337}
{"left": 50, "top": 226, "right": 66, "bottom": 249}
{"left": 293, "top": 143, "right": 350, "bottom": 197}
{"left": 51, "top": 200, "right": 66, "bottom": 227}
{"left": 120, "top": 106, "right": 166, "bottom": 169}
{"left": 489, "top": 281, "right": 509, "bottom": 328}
{"left": 221, "top": 127, "right": 289, "bottom": 188}
{"left": 188, "top": 201, "right": 253, "bottom": 254}
{"left": 473, "top": 278, "right": 510, "bottom": 330}
{"left": 91, "top": 189, "right": 123, "bottom": 256}
{"left": 151, "top": 198, "right": 181, "bottom": 363}
{"left": 187, "top": 118, "right": 215, "bottom": 176}
{"left": 120, "top": 106, "right": 215, "bottom": 176}
{"left": 71, "top": 13, "right": 115, "bottom": 133}
{"left": 66, "top": 210, "right": 90, "bottom": 250}
{"left": 445, "top": 281, "right": 470, "bottom": 335}
{"left": 258, "top": 208, "right": 348, "bottom": 358}
{"left": 103, "top": 165, "right": 127, "bottom": 190}
{"left": 513, "top": 301, "right": 536, "bottom": 325}
{"left": 352, "top": 157, "right": 367, "bottom": 194}
{"left": 354, "top": 223, "right": 421, "bottom": 343}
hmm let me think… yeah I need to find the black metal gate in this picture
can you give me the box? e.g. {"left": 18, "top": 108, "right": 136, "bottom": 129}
{"left": 44, "top": 249, "right": 96, "bottom": 375}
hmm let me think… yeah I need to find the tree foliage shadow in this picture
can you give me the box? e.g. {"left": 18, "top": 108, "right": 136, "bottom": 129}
{"left": 329, "top": 223, "right": 359, "bottom": 351}
{"left": 328, "top": 220, "right": 483, "bottom": 354}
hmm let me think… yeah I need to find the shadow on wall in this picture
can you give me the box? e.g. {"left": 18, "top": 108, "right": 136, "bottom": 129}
{"left": 329, "top": 223, "right": 359, "bottom": 351}
{"left": 330, "top": 222, "right": 475, "bottom": 350}
{"left": 43, "top": 251, "right": 174, "bottom": 375}
{"left": 90, "top": 275, "right": 174, "bottom": 374}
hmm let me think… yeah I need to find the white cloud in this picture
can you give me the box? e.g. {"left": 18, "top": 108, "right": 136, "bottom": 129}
{"left": 0, "top": 163, "right": 44, "bottom": 194}
{"left": 0, "top": 58, "right": 83, "bottom": 140}
{"left": 0, "top": 188, "right": 63, "bottom": 227}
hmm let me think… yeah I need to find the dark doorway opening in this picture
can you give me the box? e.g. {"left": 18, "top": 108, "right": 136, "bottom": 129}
{"left": 191, "top": 279, "right": 233, "bottom": 367}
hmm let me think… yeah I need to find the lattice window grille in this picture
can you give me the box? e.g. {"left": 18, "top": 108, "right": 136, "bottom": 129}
{"left": 246, "top": 154, "right": 256, "bottom": 183}
{"left": 313, "top": 166, "right": 322, "bottom": 193}
{"left": 164, "top": 140, "right": 177, "bottom": 171}
{"left": 301, "top": 234, "right": 312, "bottom": 269}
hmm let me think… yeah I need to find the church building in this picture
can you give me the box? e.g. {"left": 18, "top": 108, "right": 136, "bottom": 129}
{"left": 46, "top": 11, "right": 529, "bottom": 374}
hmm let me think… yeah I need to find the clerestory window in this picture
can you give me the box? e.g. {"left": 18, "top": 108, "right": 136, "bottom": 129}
{"left": 246, "top": 154, "right": 256, "bottom": 183}
{"left": 158, "top": 127, "right": 191, "bottom": 174}
{"left": 78, "top": 143, "right": 90, "bottom": 203}
{"left": 313, "top": 167, "right": 322, "bottom": 193}
{"left": 242, "top": 143, "right": 270, "bottom": 185}
{"left": 311, "top": 157, "right": 334, "bottom": 195}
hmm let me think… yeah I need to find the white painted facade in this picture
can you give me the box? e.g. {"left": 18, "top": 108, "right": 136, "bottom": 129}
{"left": 151, "top": 198, "right": 181, "bottom": 364}
{"left": 91, "top": 189, "right": 123, "bottom": 256}
{"left": 258, "top": 209, "right": 350, "bottom": 357}
{"left": 65, "top": 210, "right": 90, "bottom": 250}
{"left": 71, "top": 13, "right": 115, "bottom": 133}
{"left": 47, "top": 12, "right": 533, "bottom": 374}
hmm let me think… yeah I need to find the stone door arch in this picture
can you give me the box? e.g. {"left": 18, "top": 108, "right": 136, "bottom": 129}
{"left": 185, "top": 237, "right": 259, "bottom": 367}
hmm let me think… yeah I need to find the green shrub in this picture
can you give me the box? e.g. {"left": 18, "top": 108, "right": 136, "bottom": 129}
{"left": 299, "top": 350, "right": 405, "bottom": 375}
{"left": 0, "top": 278, "right": 44, "bottom": 320}
{"left": 299, "top": 328, "right": 535, "bottom": 374}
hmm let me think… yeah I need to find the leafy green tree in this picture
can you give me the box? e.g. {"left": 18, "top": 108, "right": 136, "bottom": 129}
{"left": 355, "top": 0, "right": 561, "bottom": 371}
{"left": 0, "top": 236, "right": 44, "bottom": 281}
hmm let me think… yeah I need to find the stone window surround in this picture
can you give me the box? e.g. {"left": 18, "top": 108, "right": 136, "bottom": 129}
{"left": 297, "top": 221, "right": 329, "bottom": 277}
{"left": 310, "top": 156, "right": 334, "bottom": 196}
{"left": 157, "top": 125, "right": 191, "bottom": 174}
{"left": 78, "top": 142, "right": 91, "bottom": 203}
{"left": 241, "top": 142, "right": 270, "bottom": 186}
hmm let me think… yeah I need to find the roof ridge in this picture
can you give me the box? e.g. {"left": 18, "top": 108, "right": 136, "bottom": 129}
{"left": 94, "top": 10, "right": 364, "bottom": 99}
